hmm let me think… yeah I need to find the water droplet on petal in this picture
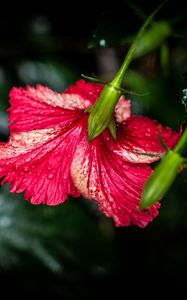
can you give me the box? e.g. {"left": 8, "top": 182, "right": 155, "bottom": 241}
{"left": 48, "top": 173, "right": 54, "bottom": 179}
{"left": 89, "top": 185, "right": 97, "bottom": 193}
{"left": 56, "top": 157, "right": 61, "bottom": 162}
{"left": 144, "top": 144, "right": 149, "bottom": 148}
{"left": 25, "top": 157, "right": 31, "bottom": 162}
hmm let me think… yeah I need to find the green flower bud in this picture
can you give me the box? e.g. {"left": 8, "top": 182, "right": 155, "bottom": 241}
{"left": 87, "top": 85, "right": 121, "bottom": 141}
{"left": 140, "top": 151, "right": 183, "bottom": 209}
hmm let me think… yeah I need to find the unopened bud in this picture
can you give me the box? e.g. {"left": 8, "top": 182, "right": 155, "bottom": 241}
{"left": 87, "top": 85, "right": 121, "bottom": 141}
{"left": 141, "top": 151, "right": 183, "bottom": 209}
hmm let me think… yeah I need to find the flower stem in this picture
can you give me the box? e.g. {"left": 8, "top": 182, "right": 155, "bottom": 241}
{"left": 111, "top": 0, "right": 168, "bottom": 88}
{"left": 174, "top": 128, "right": 187, "bottom": 154}
{"left": 87, "top": 0, "right": 168, "bottom": 141}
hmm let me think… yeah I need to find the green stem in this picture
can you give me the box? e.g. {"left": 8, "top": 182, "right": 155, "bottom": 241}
{"left": 111, "top": 0, "right": 168, "bottom": 88}
{"left": 174, "top": 128, "right": 187, "bottom": 154}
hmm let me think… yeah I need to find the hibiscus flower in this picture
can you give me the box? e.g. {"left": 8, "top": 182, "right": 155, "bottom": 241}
{"left": 0, "top": 80, "right": 180, "bottom": 227}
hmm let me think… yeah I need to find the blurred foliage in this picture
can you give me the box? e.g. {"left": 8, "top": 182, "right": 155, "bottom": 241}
{"left": 0, "top": 185, "right": 115, "bottom": 272}
{"left": 0, "top": 0, "right": 187, "bottom": 299}
{"left": 0, "top": 185, "right": 116, "bottom": 298}
{"left": 89, "top": 0, "right": 186, "bottom": 48}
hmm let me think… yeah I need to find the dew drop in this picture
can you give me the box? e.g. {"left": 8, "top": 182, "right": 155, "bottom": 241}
{"left": 144, "top": 144, "right": 149, "bottom": 148}
{"left": 25, "top": 157, "right": 31, "bottom": 162}
{"left": 89, "top": 186, "right": 96, "bottom": 192}
{"left": 63, "top": 174, "right": 68, "bottom": 180}
{"left": 48, "top": 173, "right": 54, "bottom": 179}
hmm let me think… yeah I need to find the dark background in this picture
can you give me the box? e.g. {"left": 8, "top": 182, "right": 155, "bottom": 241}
{"left": 0, "top": 1, "right": 187, "bottom": 299}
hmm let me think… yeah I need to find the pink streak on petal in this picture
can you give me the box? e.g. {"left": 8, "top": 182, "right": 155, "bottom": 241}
{"left": 112, "top": 116, "right": 180, "bottom": 163}
{"left": 64, "top": 79, "right": 104, "bottom": 105}
{"left": 115, "top": 96, "right": 131, "bottom": 123}
{"left": 71, "top": 128, "right": 159, "bottom": 228}
{"left": 0, "top": 118, "right": 86, "bottom": 205}
{"left": 9, "top": 86, "right": 86, "bottom": 132}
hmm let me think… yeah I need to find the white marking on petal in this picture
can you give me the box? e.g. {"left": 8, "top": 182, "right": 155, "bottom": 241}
{"left": 27, "top": 86, "right": 92, "bottom": 110}
{"left": 113, "top": 147, "right": 160, "bottom": 163}
{"left": 115, "top": 96, "right": 131, "bottom": 123}
{"left": 0, "top": 128, "right": 61, "bottom": 158}
{"left": 71, "top": 132, "right": 159, "bottom": 228}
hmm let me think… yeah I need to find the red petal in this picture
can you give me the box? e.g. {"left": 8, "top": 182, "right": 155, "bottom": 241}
{"left": 0, "top": 119, "right": 86, "bottom": 205}
{"left": 64, "top": 79, "right": 103, "bottom": 105}
{"left": 71, "top": 129, "right": 159, "bottom": 228}
{"left": 112, "top": 116, "right": 180, "bottom": 163}
{"left": 9, "top": 84, "right": 90, "bottom": 132}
